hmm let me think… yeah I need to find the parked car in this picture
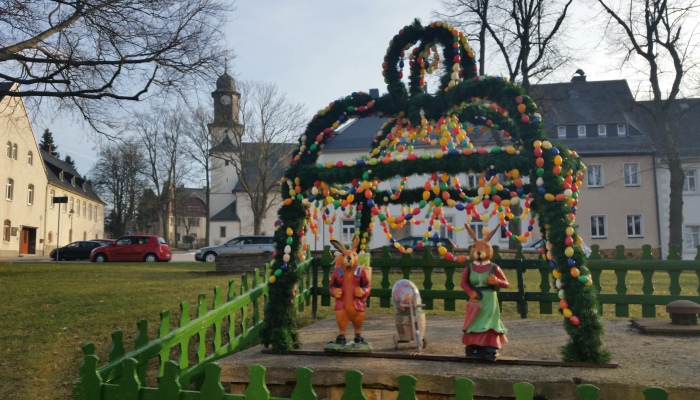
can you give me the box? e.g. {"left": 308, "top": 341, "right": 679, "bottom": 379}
{"left": 387, "top": 236, "right": 458, "bottom": 250}
{"left": 90, "top": 238, "right": 116, "bottom": 246}
{"left": 90, "top": 235, "right": 172, "bottom": 262}
{"left": 194, "top": 235, "right": 275, "bottom": 262}
{"left": 522, "top": 238, "right": 591, "bottom": 258}
{"left": 50, "top": 241, "right": 104, "bottom": 261}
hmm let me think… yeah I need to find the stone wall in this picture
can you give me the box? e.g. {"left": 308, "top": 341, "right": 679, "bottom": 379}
{"left": 216, "top": 254, "right": 272, "bottom": 273}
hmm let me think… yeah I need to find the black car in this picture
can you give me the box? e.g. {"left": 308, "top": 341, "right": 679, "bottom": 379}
{"left": 50, "top": 241, "right": 104, "bottom": 261}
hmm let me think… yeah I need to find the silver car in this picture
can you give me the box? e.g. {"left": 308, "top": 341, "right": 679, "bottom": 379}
{"left": 194, "top": 235, "right": 275, "bottom": 262}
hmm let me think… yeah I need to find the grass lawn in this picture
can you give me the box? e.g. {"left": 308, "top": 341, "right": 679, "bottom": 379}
{"left": 0, "top": 261, "right": 237, "bottom": 400}
{"left": 2, "top": 261, "right": 698, "bottom": 400}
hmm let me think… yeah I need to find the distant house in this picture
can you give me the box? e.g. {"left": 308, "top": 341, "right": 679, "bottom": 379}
{"left": 172, "top": 187, "right": 207, "bottom": 247}
{"left": 0, "top": 82, "right": 104, "bottom": 257}
{"left": 530, "top": 77, "right": 661, "bottom": 256}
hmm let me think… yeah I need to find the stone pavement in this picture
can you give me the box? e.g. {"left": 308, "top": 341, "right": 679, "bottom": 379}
{"left": 218, "top": 315, "right": 700, "bottom": 399}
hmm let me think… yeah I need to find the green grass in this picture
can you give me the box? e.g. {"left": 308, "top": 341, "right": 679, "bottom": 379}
{"left": 0, "top": 261, "right": 236, "bottom": 400}
{"left": 2, "top": 262, "right": 698, "bottom": 400}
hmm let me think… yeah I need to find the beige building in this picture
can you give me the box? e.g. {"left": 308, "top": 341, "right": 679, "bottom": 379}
{"left": 0, "top": 82, "right": 104, "bottom": 257}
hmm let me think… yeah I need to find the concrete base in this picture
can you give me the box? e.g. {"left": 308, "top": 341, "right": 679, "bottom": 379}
{"left": 218, "top": 315, "right": 700, "bottom": 400}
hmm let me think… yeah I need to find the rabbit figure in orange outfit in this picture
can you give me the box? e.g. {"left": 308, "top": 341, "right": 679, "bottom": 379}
{"left": 460, "top": 224, "right": 509, "bottom": 361}
{"left": 329, "top": 236, "right": 371, "bottom": 345}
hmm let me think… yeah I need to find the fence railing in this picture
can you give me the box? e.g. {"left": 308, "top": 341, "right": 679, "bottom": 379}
{"left": 76, "top": 361, "right": 671, "bottom": 400}
{"left": 72, "top": 259, "right": 315, "bottom": 399}
{"left": 313, "top": 243, "right": 700, "bottom": 319}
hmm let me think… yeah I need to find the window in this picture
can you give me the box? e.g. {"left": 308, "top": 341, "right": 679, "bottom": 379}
{"left": 76, "top": 201, "right": 80, "bottom": 216}
{"left": 341, "top": 219, "right": 356, "bottom": 243}
{"left": 71, "top": 177, "right": 76, "bottom": 187}
{"left": 83, "top": 231, "right": 87, "bottom": 240}
{"left": 47, "top": 231, "right": 53, "bottom": 243}
{"left": 591, "top": 215, "right": 607, "bottom": 238}
{"left": 467, "top": 173, "right": 479, "bottom": 188}
{"left": 225, "top": 160, "right": 230, "bottom": 166}
{"left": 627, "top": 215, "right": 643, "bottom": 237}
{"left": 82, "top": 201, "right": 86, "bottom": 217}
{"left": 577, "top": 125, "right": 586, "bottom": 138}
{"left": 623, "top": 163, "right": 640, "bottom": 186}
{"left": 188, "top": 217, "right": 200, "bottom": 227}
{"left": 27, "top": 151, "right": 33, "bottom": 165}
{"left": 94, "top": 206, "right": 99, "bottom": 221}
{"left": 684, "top": 170, "right": 696, "bottom": 193}
{"left": 468, "top": 222, "right": 485, "bottom": 241}
{"left": 49, "top": 190, "right": 55, "bottom": 209}
{"left": 27, "top": 184, "right": 34, "bottom": 205}
{"left": 557, "top": 126, "right": 567, "bottom": 138}
{"left": 88, "top": 204, "right": 92, "bottom": 220}
{"left": 5, "top": 142, "right": 10, "bottom": 158}
{"left": 3, "top": 220, "right": 10, "bottom": 242}
{"left": 685, "top": 226, "right": 700, "bottom": 250}
{"left": 5, "top": 178, "right": 13, "bottom": 200}
{"left": 220, "top": 226, "right": 226, "bottom": 238}
{"left": 69, "top": 197, "right": 74, "bottom": 214}
{"left": 598, "top": 125, "right": 607, "bottom": 137}
{"left": 617, "top": 123, "right": 626, "bottom": 135}
{"left": 439, "top": 215, "right": 455, "bottom": 240}
{"left": 587, "top": 165, "right": 603, "bottom": 187}
{"left": 188, "top": 205, "right": 202, "bottom": 213}
{"left": 12, "top": 143, "right": 17, "bottom": 160}
{"left": 59, "top": 171, "right": 64, "bottom": 181}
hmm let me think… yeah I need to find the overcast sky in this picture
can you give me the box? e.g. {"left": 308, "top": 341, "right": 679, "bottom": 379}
{"left": 47, "top": 0, "right": 621, "bottom": 175}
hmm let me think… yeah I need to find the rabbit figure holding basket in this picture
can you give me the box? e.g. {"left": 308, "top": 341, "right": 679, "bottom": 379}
{"left": 329, "top": 236, "right": 371, "bottom": 345}
{"left": 460, "top": 224, "right": 510, "bottom": 361}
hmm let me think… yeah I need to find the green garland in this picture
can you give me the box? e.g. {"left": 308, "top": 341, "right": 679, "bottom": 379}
{"left": 261, "top": 19, "right": 610, "bottom": 364}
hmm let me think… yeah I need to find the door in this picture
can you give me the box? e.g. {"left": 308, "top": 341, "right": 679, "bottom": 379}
{"left": 20, "top": 228, "right": 29, "bottom": 254}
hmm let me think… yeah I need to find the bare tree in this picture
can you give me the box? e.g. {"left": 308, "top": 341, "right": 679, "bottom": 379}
{"left": 132, "top": 107, "right": 192, "bottom": 243}
{"left": 436, "top": 0, "right": 574, "bottom": 89}
{"left": 91, "top": 138, "right": 147, "bottom": 237}
{"left": 215, "top": 81, "right": 306, "bottom": 235}
{"left": 595, "top": 0, "right": 700, "bottom": 252}
{"left": 182, "top": 107, "right": 218, "bottom": 246}
{"left": 0, "top": 0, "right": 233, "bottom": 131}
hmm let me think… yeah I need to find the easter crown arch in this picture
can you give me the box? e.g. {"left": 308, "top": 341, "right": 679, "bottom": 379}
{"left": 261, "top": 19, "right": 610, "bottom": 363}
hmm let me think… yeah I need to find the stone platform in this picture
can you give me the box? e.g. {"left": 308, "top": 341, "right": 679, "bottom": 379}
{"left": 217, "top": 315, "right": 700, "bottom": 399}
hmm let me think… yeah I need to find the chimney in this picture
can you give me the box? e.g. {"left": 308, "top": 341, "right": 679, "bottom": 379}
{"left": 369, "top": 88, "right": 379, "bottom": 99}
{"left": 571, "top": 69, "right": 586, "bottom": 82}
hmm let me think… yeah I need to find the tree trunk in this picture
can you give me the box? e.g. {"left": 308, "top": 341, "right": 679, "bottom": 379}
{"left": 667, "top": 150, "right": 685, "bottom": 253}
{"left": 205, "top": 185, "right": 210, "bottom": 246}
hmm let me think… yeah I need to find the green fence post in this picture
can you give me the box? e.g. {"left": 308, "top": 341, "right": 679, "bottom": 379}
{"left": 667, "top": 244, "right": 681, "bottom": 260}
{"left": 516, "top": 261, "right": 527, "bottom": 318}
{"left": 213, "top": 286, "right": 223, "bottom": 351}
{"left": 513, "top": 382, "right": 534, "bottom": 400}
{"left": 444, "top": 264, "right": 457, "bottom": 311}
{"left": 396, "top": 374, "right": 418, "bottom": 400}
{"left": 118, "top": 358, "right": 141, "bottom": 400}
{"left": 423, "top": 265, "right": 434, "bottom": 310}
{"left": 640, "top": 265, "right": 656, "bottom": 318}
{"left": 341, "top": 370, "right": 367, "bottom": 400}
{"left": 158, "top": 361, "right": 182, "bottom": 400}
{"left": 453, "top": 377, "right": 474, "bottom": 400}
{"left": 243, "top": 364, "right": 269, "bottom": 400}
{"left": 107, "top": 330, "right": 124, "bottom": 382}
{"left": 291, "top": 367, "right": 317, "bottom": 400}
{"left": 134, "top": 319, "right": 149, "bottom": 385}
{"left": 179, "top": 301, "right": 191, "bottom": 371}
{"left": 158, "top": 310, "right": 171, "bottom": 377}
{"left": 200, "top": 363, "right": 225, "bottom": 400}
{"left": 77, "top": 354, "right": 102, "bottom": 400}
{"left": 576, "top": 384, "right": 599, "bottom": 400}
{"left": 197, "top": 293, "right": 207, "bottom": 363}
{"left": 642, "top": 386, "right": 669, "bottom": 400}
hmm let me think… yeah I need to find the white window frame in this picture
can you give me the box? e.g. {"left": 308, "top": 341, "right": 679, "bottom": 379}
{"left": 590, "top": 215, "right": 607, "bottom": 238}
{"left": 341, "top": 219, "right": 356, "bottom": 244}
{"left": 577, "top": 125, "right": 586, "bottom": 138}
{"left": 27, "top": 151, "right": 33, "bottom": 165}
{"left": 626, "top": 214, "right": 644, "bottom": 237}
{"left": 467, "top": 173, "right": 479, "bottom": 188}
{"left": 49, "top": 190, "right": 55, "bottom": 209}
{"left": 70, "top": 197, "right": 74, "bottom": 214}
{"left": 82, "top": 201, "right": 86, "bottom": 217}
{"left": 3, "top": 220, "right": 10, "bottom": 242}
{"left": 684, "top": 225, "right": 700, "bottom": 250}
{"left": 468, "top": 222, "right": 485, "bottom": 242}
{"left": 617, "top": 123, "right": 627, "bottom": 136}
{"left": 623, "top": 163, "right": 640, "bottom": 186}
{"left": 219, "top": 226, "right": 226, "bottom": 238}
{"left": 597, "top": 124, "right": 607, "bottom": 137}
{"left": 27, "top": 184, "right": 34, "bottom": 205}
{"left": 5, "top": 142, "right": 11, "bottom": 158}
{"left": 683, "top": 169, "right": 696, "bottom": 193}
{"left": 88, "top": 204, "right": 93, "bottom": 220}
{"left": 5, "top": 178, "right": 13, "bottom": 200}
{"left": 12, "top": 143, "right": 17, "bottom": 160}
{"left": 557, "top": 126, "right": 567, "bottom": 138}
{"left": 587, "top": 165, "right": 604, "bottom": 188}
{"left": 440, "top": 215, "right": 455, "bottom": 241}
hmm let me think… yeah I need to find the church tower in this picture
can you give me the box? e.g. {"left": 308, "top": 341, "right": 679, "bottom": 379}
{"left": 209, "top": 70, "right": 243, "bottom": 144}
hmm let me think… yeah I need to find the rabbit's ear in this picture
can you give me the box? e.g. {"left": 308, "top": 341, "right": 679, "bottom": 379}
{"left": 330, "top": 240, "right": 345, "bottom": 253}
{"left": 351, "top": 235, "right": 360, "bottom": 251}
{"left": 485, "top": 227, "right": 499, "bottom": 242}
{"left": 464, "top": 224, "right": 477, "bottom": 242}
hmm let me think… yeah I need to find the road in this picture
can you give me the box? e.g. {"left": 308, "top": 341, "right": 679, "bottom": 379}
{"left": 0, "top": 251, "right": 199, "bottom": 263}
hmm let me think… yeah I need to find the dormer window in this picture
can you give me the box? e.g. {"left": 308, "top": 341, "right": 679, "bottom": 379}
{"left": 557, "top": 126, "right": 567, "bottom": 138}
{"left": 617, "top": 123, "right": 627, "bottom": 136}
{"left": 71, "top": 177, "right": 76, "bottom": 187}
{"left": 577, "top": 125, "right": 586, "bottom": 138}
{"left": 598, "top": 125, "right": 607, "bottom": 137}
{"left": 59, "top": 171, "right": 64, "bottom": 181}
{"left": 82, "top": 182, "right": 87, "bottom": 191}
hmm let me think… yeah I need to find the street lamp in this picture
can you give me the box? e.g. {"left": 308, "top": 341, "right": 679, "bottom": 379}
{"left": 52, "top": 196, "right": 68, "bottom": 261}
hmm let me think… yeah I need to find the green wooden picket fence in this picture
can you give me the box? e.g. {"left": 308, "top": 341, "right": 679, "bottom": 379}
{"left": 76, "top": 360, "right": 672, "bottom": 400}
{"left": 313, "top": 243, "right": 700, "bottom": 319}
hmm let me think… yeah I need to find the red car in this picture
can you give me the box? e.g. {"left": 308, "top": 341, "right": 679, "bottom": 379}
{"left": 90, "top": 235, "right": 172, "bottom": 262}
